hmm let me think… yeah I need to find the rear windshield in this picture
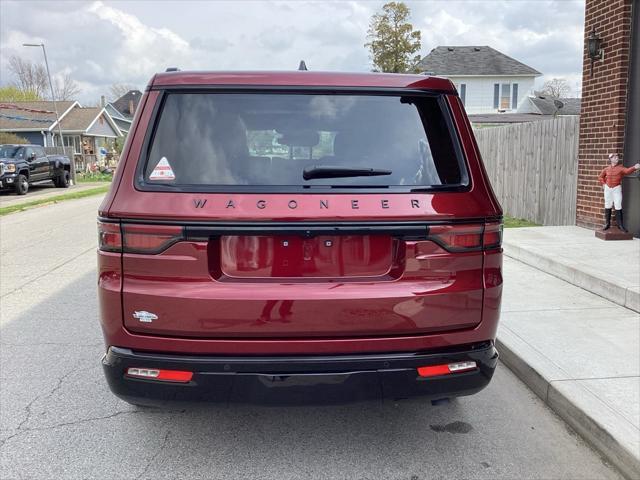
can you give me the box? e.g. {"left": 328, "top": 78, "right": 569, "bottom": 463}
{"left": 142, "top": 92, "right": 467, "bottom": 191}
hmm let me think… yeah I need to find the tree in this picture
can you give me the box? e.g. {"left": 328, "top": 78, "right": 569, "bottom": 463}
{"left": 541, "top": 78, "right": 572, "bottom": 98}
{"left": 365, "top": 2, "right": 422, "bottom": 73}
{"left": 54, "top": 73, "right": 81, "bottom": 101}
{"left": 8, "top": 55, "right": 48, "bottom": 98}
{"left": 0, "top": 85, "right": 42, "bottom": 102}
{"left": 7, "top": 55, "right": 81, "bottom": 101}
{"left": 109, "top": 83, "right": 138, "bottom": 101}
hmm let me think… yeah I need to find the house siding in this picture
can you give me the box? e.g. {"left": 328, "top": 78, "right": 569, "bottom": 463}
{"left": 447, "top": 75, "right": 536, "bottom": 114}
{"left": 86, "top": 114, "right": 119, "bottom": 137}
{"left": 20, "top": 131, "right": 46, "bottom": 145}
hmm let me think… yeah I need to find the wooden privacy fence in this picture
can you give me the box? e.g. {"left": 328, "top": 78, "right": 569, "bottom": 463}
{"left": 473, "top": 116, "right": 579, "bottom": 226}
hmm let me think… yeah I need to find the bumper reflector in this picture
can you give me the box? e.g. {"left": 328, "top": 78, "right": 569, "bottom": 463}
{"left": 417, "top": 361, "right": 477, "bottom": 377}
{"left": 126, "top": 367, "right": 193, "bottom": 383}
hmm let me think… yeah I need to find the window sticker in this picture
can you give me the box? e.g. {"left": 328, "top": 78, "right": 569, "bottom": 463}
{"left": 149, "top": 156, "right": 176, "bottom": 181}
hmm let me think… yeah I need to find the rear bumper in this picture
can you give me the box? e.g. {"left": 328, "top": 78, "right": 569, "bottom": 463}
{"left": 102, "top": 342, "right": 498, "bottom": 406}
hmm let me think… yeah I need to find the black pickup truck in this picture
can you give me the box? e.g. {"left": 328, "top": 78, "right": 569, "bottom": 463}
{"left": 0, "top": 144, "right": 71, "bottom": 195}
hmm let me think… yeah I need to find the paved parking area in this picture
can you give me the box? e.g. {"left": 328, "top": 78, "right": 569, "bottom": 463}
{"left": 0, "top": 197, "right": 623, "bottom": 479}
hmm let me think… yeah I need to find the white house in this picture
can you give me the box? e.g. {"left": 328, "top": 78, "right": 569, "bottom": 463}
{"left": 418, "top": 46, "right": 542, "bottom": 114}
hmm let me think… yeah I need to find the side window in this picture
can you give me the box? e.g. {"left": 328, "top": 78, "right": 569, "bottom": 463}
{"left": 500, "top": 84, "right": 511, "bottom": 109}
{"left": 25, "top": 147, "right": 34, "bottom": 160}
{"left": 35, "top": 147, "right": 46, "bottom": 157}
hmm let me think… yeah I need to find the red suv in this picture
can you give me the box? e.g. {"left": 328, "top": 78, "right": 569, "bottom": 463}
{"left": 98, "top": 70, "right": 502, "bottom": 406}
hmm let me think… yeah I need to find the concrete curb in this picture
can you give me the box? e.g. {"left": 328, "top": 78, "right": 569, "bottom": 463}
{"left": 497, "top": 336, "right": 640, "bottom": 479}
{"left": 503, "top": 243, "right": 639, "bottom": 313}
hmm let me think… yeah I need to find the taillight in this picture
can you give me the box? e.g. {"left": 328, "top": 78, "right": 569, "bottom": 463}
{"left": 483, "top": 222, "right": 503, "bottom": 250}
{"left": 121, "top": 224, "right": 183, "bottom": 254}
{"left": 97, "top": 221, "right": 183, "bottom": 254}
{"left": 428, "top": 224, "right": 483, "bottom": 252}
{"left": 427, "top": 223, "right": 503, "bottom": 252}
{"left": 98, "top": 221, "right": 122, "bottom": 252}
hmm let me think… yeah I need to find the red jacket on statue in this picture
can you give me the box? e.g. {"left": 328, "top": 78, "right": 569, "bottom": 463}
{"left": 598, "top": 164, "right": 637, "bottom": 188}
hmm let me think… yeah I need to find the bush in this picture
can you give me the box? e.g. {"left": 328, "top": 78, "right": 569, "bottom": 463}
{"left": 0, "top": 132, "right": 29, "bottom": 144}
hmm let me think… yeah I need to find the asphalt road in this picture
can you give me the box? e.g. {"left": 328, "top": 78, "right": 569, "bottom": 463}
{"left": 0, "top": 196, "right": 623, "bottom": 480}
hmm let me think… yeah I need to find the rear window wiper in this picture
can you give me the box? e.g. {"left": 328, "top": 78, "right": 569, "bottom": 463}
{"left": 303, "top": 165, "right": 392, "bottom": 180}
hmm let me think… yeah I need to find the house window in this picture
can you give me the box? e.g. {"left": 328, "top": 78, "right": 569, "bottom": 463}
{"left": 459, "top": 84, "right": 466, "bottom": 105}
{"left": 512, "top": 83, "right": 519, "bottom": 109}
{"left": 500, "top": 84, "right": 511, "bottom": 109}
{"left": 493, "top": 84, "right": 500, "bottom": 109}
{"left": 62, "top": 135, "right": 82, "bottom": 154}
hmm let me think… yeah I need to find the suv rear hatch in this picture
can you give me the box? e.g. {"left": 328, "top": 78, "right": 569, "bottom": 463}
{"left": 104, "top": 89, "right": 500, "bottom": 339}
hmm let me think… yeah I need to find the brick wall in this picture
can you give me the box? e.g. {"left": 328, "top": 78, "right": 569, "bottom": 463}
{"left": 576, "top": 0, "right": 633, "bottom": 229}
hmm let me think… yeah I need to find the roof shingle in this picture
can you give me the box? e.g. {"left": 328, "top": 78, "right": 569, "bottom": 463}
{"left": 112, "top": 90, "right": 142, "bottom": 118}
{"left": 0, "top": 101, "right": 75, "bottom": 130}
{"left": 418, "top": 46, "right": 541, "bottom": 76}
{"left": 57, "top": 107, "right": 103, "bottom": 131}
{"left": 529, "top": 96, "right": 581, "bottom": 115}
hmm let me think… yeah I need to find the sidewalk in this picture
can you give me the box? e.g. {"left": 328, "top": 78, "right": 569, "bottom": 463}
{"left": 0, "top": 182, "right": 108, "bottom": 209}
{"left": 503, "top": 226, "right": 639, "bottom": 312}
{"left": 500, "top": 226, "right": 639, "bottom": 479}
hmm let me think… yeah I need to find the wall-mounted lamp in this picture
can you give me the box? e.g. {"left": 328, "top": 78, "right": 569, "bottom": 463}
{"left": 587, "top": 27, "right": 603, "bottom": 75}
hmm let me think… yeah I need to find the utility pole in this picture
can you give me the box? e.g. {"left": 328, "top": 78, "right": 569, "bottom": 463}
{"left": 23, "top": 42, "right": 75, "bottom": 183}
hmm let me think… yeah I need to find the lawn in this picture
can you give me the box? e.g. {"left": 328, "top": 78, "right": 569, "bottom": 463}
{"left": 0, "top": 184, "right": 110, "bottom": 216}
{"left": 75, "top": 172, "right": 114, "bottom": 183}
{"left": 504, "top": 216, "right": 540, "bottom": 228}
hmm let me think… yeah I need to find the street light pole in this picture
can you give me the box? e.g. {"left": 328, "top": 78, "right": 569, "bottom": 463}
{"left": 23, "top": 43, "right": 63, "bottom": 148}
{"left": 23, "top": 42, "right": 74, "bottom": 183}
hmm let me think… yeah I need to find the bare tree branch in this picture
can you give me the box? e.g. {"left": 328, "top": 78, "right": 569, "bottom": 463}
{"left": 540, "top": 78, "right": 572, "bottom": 98}
{"left": 8, "top": 55, "right": 48, "bottom": 98}
{"left": 109, "top": 83, "right": 138, "bottom": 101}
{"left": 54, "top": 73, "right": 81, "bottom": 101}
{"left": 8, "top": 55, "right": 81, "bottom": 101}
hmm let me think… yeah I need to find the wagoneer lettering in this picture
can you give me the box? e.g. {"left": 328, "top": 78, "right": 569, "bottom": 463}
{"left": 191, "top": 198, "right": 431, "bottom": 211}
{"left": 98, "top": 70, "right": 503, "bottom": 406}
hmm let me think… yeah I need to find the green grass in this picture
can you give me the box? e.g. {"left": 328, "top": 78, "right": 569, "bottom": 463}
{"left": 0, "top": 184, "right": 110, "bottom": 216}
{"left": 504, "top": 216, "right": 540, "bottom": 228}
{"left": 75, "top": 172, "right": 113, "bottom": 183}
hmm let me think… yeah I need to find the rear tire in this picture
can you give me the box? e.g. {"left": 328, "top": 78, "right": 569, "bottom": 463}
{"left": 55, "top": 170, "right": 70, "bottom": 188}
{"left": 15, "top": 174, "right": 29, "bottom": 195}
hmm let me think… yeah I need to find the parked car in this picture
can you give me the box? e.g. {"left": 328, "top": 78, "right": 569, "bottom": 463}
{"left": 98, "top": 70, "right": 503, "bottom": 406}
{"left": 0, "top": 144, "right": 71, "bottom": 195}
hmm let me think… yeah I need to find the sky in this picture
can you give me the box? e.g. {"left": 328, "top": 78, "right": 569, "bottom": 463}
{"left": 0, "top": 0, "right": 585, "bottom": 104}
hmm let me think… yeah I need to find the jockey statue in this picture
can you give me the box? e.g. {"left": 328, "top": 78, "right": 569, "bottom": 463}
{"left": 598, "top": 153, "right": 640, "bottom": 232}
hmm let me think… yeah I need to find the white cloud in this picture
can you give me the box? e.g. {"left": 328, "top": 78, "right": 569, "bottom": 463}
{"left": 86, "top": 1, "right": 191, "bottom": 78}
{"left": 1, "top": 0, "right": 586, "bottom": 101}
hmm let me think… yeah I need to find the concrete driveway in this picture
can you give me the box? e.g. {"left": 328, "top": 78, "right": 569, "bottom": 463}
{"left": 0, "top": 196, "right": 622, "bottom": 479}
